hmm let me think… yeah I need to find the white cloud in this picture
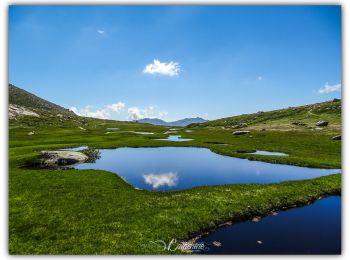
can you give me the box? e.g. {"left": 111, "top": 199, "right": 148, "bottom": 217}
{"left": 143, "top": 172, "right": 178, "bottom": 189}
{"left": 107, "top": 102, "right": 125, "bottom": 112}
{"left": 97, "top": 30, "right": 105, "bottom": 34}
{"left": 143, "top": 59, "right": 180, "bottom": 76}
{"left": 71, "top": 102, "right": 167, "bottom": 121}
{"left": 127, "top": 105, "right": 168, "bottom": 120}
{"left": 70, "top": 101, "right": 125, "bottom": 119}
{"left": 70, "top": 106, "right": 110, "bottom": 119}
{"left": 318, "top": 82, "right": 341, "bottom": 94}
{"left": 158, "top": 111, "right": 168, "bottom": 117}
{"left": 127, "top": 107, "right": 142, "bottom": 121}
{"left": 70, "top": 107, "right": 79, "bottom": 114}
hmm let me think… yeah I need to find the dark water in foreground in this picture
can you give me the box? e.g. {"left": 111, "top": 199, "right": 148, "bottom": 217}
{"left": 197, "top": 196, "right": 341, "bottom": 254}
{"left": 75, "top": 147, "right": 339, "bottom": 191}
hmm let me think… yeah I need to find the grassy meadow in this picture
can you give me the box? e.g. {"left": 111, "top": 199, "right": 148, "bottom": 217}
{"left": 9, "top": 102, "right": 341, "bottom": 254}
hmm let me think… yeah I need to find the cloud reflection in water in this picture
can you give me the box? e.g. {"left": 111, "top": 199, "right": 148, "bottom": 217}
{"left": 143, "top": 172, "right": 178, "bottom": 189}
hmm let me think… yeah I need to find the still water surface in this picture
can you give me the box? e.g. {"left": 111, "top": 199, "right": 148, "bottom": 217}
{"left": 197, "top": 196, "right": 341, "bottom": 254}
{"left": 246, "top": 150, "right": 288, "bottom": 156}
{"left": 155, "top": 135, "right": 193, "bottom": 142}
{"left": 75, "top": 147, "right": 339, "bottom": 191}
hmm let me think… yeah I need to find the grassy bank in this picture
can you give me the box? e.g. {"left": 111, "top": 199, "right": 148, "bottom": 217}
{"left": 10, "top": 121, "right": 341, "bottom": 169}
{"left": 10, "top": 162, "right": 340, "bottom": 254}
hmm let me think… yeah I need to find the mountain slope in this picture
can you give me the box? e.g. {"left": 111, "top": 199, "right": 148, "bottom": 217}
{"left": 137, "top": 118, "right": 168, "bottom": 126}
{"left": 9, "top": 83, "right": 341, "bottom": 133}
{"left": 190, "top": 99, "right": 341, "bottom": 131}
{"left": 138, "top": 117, "right": 207, "bottom": 126}
{"left": 8, "top": 84, "right": 159, "bottom": 129}
{"left": 9, "top": 84, "right": 76, "bottom": 118}
{"left": 8, "top": 84, "right": 88, "bottom": 128}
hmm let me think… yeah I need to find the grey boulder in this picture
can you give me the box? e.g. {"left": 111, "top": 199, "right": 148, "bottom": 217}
{"left": 316, "top": 121, "right": 329, "bottom": 127}
{"left": 232, "top": 122, "right": 248, "bottom": 129}
{"left": 332, "top": 135, "right": 341, "bottom": 140}
{"left": 41, "top": 150, "right": 88, "bottom": 167}
{"left": 233, "top": 130, "right": 251, "bottom": 135}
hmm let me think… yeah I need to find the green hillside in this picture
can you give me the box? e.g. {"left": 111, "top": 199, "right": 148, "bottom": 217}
{"left": 190, "top": 99, "right": 341, "bottom": 132}
{"left": 8, "top": 84, "right": 166, "bottom": 132}
{"left": 9, "top": 84, "right": 126, "bottom": 128}
{"left": 9, "top": 83, "right": 341, "bottom": 133}
{"left": 9, "top": 84, "right": 76, "bottom": 117}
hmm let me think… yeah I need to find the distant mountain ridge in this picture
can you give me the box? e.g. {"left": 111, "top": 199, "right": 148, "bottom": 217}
{"left": 138, "top": 117, "right": 207, "bottom": 126}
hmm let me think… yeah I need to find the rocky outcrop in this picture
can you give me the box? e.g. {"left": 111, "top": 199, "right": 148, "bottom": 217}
{"left": 9, "top": 104, "right": 40, "bottom": 119}
{"left": 233, "top": 130, "right": 251, "bottom": 135}
{"left": 40, "top": 150, "right": 88, "bottom": 167}
{"left": 232, "top": 122, "right": 248, "bottom": 129}
{"left": 332, "top": 135, "right": 341, "bottom": 140}
{"left": 106, "top": 128, "right": 119, "bottom": 131}
{"left": 316, "top": 121, "right": 329, "bottom": 127}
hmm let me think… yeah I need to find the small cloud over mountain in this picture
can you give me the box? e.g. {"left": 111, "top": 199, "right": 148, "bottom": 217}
{"left": 107, "top": 102, "right": 125, "bottom": 112}
{"left": 70, "top": 101, "right": 125, "bottom": 119}
{"left": 70, "top": 106, "right": 110, "bottom": 119}
{"left": 127, "top": 105, "right": 167, "bottom": 120}
{"left": 71, "top": 102, "right": 167, "bottom": 121}
{"left": 127, "top": 107, "right": 142, "bottom": 121}
{"left": 318, "top": 82, "right": 341, "bottom": 94}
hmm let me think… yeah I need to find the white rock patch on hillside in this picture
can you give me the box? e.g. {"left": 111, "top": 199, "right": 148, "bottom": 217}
{"left": 9, "top": 104, "right": 40, "bottom": 119}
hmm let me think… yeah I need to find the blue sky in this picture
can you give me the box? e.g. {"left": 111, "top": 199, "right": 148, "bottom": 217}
{"left": 9, "top": 5, "right": 341, "bottom": 121}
